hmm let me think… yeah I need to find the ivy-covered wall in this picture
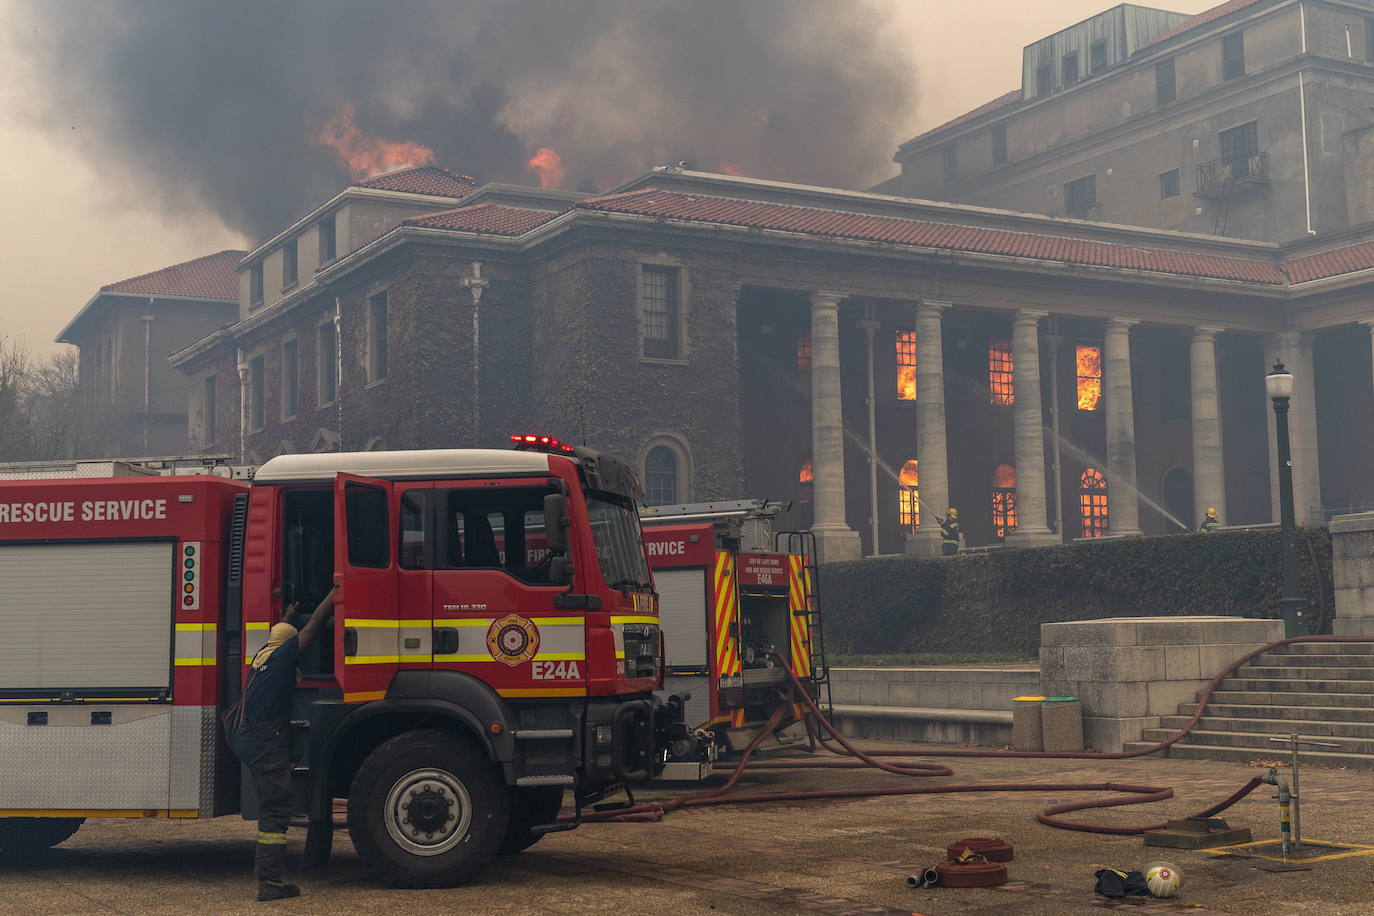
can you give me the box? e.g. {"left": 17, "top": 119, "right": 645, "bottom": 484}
{"left": 821, "top": 527, "right": 1333, "bottom": 656}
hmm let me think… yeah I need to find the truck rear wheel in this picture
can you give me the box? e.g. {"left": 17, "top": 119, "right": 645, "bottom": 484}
{"left": 347, "top": 729, "right": 508, "bottom": 888}
{"left": 498, "top": 787, "right": 564, "bottom": 855}
{"left": 0, "top": 817, "right": 84, "bottom": 854}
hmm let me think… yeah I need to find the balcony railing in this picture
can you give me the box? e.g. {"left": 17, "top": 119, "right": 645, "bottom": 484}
{"left": 1195, "top": 152, "right": 1268, "bottom": 198}
{"left": 1047, "top": 201, "right": 1102, "bottom": 220}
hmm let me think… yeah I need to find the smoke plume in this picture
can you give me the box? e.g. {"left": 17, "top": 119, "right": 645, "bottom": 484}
{"left": 17, "top": 0, "right": 917, "bottom": 241}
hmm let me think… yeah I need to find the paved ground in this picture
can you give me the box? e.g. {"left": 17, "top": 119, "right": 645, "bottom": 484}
{"left": 4, "top": 741, "right": 1374, "bottom": 915}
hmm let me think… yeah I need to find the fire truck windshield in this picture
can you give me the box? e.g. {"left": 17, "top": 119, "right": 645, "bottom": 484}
{"left": 586, "top": 494, "right": 652, "bottom": 592}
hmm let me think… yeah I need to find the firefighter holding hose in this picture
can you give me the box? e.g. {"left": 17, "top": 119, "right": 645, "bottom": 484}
{"left": 226, "top": 587, "right": 337, "bottom": 901}
{"left": 939, "top": 508, "right": 961, "bottom": 556}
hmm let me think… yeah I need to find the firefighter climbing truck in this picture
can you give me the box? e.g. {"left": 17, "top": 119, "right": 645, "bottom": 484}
{"left": 640, "top": 500, "right": 826, "bottom": 756}
{"left": 0, "top": 439, "right": 699, "bottom": 887}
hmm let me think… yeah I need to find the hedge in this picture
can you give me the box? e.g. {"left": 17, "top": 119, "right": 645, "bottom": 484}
{"left": 820, "top": 527, "right": 1332, "bottom": 657}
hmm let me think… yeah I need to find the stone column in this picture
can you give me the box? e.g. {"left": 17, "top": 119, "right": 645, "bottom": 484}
{"left": 906, "top": 300, "right": 951, "bottom": 557}
{"left": 1264, "top": 332, "right": 1322, "bottom": 524}
{"left": 1004, "top": 310, "right": 1058, "bottom": 548}
{"left": 809, "top": 291, "right": 860, "bottom": 563}
{"left": 1190, "top": 327, "right": 1227, "bottom": 527}
{"left": 1103, "top": 318, "right": 1143, "bottom": 536}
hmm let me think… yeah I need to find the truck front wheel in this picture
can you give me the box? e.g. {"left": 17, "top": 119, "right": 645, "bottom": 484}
{"left": 0, "top": 817, "right": 84, "bottom": 855}
{"left": 347, "top": 729, "right": 508, "bottom": 887}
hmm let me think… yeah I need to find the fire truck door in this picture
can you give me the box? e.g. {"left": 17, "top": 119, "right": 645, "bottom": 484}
{"left": 333, "top": 473, "right": 400, "bottom": 703}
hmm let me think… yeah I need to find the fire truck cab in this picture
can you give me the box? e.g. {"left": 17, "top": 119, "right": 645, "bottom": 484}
{"left": 0, "top": 442, "right": 687, "bottom": 887}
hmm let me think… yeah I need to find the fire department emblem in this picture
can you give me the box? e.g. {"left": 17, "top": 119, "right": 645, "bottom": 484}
{"left": 486, "top": 614, "right": 540, "bottom": 667}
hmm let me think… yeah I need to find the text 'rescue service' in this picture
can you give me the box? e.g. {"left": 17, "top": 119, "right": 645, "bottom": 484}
{"left": 0, "top": 499, "right": 170, "bottom": 525}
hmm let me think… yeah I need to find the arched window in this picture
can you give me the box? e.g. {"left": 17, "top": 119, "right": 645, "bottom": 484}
{"left": 898, "top": 459, "right": 920, "bottom": 530}
{"left": 644, "top": 446, "right": 679, "bottom": 506}
{"left": 1080, "top": 468, "right": 1108, "bottom": 537}
{"left": 992, "top": 464, "right": 1018, "bottom": 539}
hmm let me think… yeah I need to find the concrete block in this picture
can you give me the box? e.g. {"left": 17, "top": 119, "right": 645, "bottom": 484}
{"left": 1146, "top": 680, "right": 1204, "bottom": 716}
{"left": 1042, "top": 699, "right": 1085, "bottom": 752}
{"left": 1135, "top": 617, "right": 1279, "bottom": 647}
{"left": 1198, "top": 644, "right": 1262, "bottom": 678}
{"left": 1075, "top": 681, "right": 1148, "bottom": 719}
{"left": 1040, "top": 620, "right": 1140, "bottom": 648}
{"left": 1327, "top": 511, "right": 1374, "bottom": 535}
{"left": 1165, "top": 646, "right": 1201, "bottom": 681}
{"left": 1334, "top": 618, "right": 1374, "bottom": 637}
{"left": 1082, "top": 715, "right": 1161, "bottom": 754}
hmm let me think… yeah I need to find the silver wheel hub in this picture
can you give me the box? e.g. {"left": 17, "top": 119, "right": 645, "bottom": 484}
{"left": 383, "top": 768, "right": 472, "bottom": 856}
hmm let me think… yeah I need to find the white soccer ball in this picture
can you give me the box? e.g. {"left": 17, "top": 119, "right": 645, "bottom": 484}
{"left": 1145, "top": 861, "right": 1182, "bottom": 898}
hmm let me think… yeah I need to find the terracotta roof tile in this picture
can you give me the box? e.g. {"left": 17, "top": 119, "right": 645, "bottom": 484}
{"left": 353, "top": 165, "right": 478, "bottom": 199}
{"left": 403, "top": 203, "right": 561, "bottom": 235}
{"left": 1143, "top": 0, "right": 1267, "bottom": 49}
{"left": 101, "top": 249, "right": 246, "bottom": 300}
{"left": 1283, "top": 240, "right": 1374, "bottom": 284}
{"left": 903, "top": 89, "right": 1023, "bottom": 146}
{"left": 577, "top": 189, "right": 1286, "bottom": 285}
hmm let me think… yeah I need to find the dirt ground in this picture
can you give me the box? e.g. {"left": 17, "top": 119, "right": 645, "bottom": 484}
{"left": 4, "top": 741, "right": 1373, "bottom": 915}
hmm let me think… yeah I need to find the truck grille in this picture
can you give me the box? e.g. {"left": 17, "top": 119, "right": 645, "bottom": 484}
{"left": 622, "top": 623, "right": 660, "bottom": 679}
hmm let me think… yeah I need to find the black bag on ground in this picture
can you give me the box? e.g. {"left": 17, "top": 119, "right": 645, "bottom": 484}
{"left": 1094, "top": 868, "right": 1150, "bottom": 898}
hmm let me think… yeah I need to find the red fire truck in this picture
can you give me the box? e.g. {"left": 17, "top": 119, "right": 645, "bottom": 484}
{"left": 640, "top": 500, "right": 827, "bottom": 753}
{"left": 0, "top": 440, "right": 696, "bottom": 887}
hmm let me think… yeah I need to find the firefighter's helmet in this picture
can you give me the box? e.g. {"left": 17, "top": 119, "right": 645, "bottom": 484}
{"left": 1206, "top": 508, "right": 1218, "bottom": 519}
{"left": 947, "top": 507, "right": 958, "bottom": 520}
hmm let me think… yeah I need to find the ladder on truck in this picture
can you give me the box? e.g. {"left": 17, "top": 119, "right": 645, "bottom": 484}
{"left": 775, "top": 529, "right": 831, "bottom": 717}
{"left": 0, "top": 454, "right": 255, "bottom": 480}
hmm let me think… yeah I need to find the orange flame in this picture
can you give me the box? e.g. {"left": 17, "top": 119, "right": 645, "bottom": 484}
{"left": 527, "top": 147, "right": 566, "bottom": 189}
{"left": 720, "top": 162, "right": 749, "bottom": 177}
{"left": 799, "top": 459, "right": 814, "bottom": 484}
{"left": 318, "top": 103, "right": 435, "bottom": 179}
{"left": 993, "top": 463, "right": 1017, "bottom": 488}
{"left": 1076, "top": 345, "right": 1102, "bottom": 411}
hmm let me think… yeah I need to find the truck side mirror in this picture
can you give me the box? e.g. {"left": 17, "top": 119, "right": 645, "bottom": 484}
{"left": 549, "top": 555, "right": 573, "bottom": 587}
{"left": 543, "top": 493, "right": 568, "bottom": 555}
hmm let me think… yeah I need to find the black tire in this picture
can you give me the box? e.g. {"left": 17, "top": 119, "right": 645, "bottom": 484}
{"left": 347, "top": 729, "right": 508, "bottom": 888}
{"left": 0, "top": 817, "right": 84, "bottom": 854}
{"left": 498, "top": 787, "right": 564, "bottom": 855}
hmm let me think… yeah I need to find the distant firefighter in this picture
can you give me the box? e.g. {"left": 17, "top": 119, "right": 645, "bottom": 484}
{"left": 1199, "top": 508, "right": 1220, "bottom": 533}
{"left": 940, "top": 507, "right": 962, "bottom": 556}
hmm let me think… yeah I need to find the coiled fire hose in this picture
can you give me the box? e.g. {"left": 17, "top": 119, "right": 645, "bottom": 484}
{"left": 573, "top": 635, "right": 1374, "bottom": 834}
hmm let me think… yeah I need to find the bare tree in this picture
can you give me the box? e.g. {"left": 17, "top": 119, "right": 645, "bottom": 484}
{"left": 0, "top": 325, "right": 33, "bottom": 461}
{"left": 25, "top": 347, "right": 103, "bottom": 460}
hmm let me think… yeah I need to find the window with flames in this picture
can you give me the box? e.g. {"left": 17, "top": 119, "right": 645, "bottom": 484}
{"left": 988, "top": 340, "right": 1014, "bottom": 405}
{"left": 898, "top": 459, "right": 919, "bottom": 529}
{"left": 1080, "top": 468, "right": 1108, "bottom": 537}
{"left": 992, "top": 463, "right": 1017, "bottom": 538}
{"left": 1077, "top": 344, "right": 1102, "bottom": 411}
{"left": 896, "top": 331, "right": 917, "bottom": 401}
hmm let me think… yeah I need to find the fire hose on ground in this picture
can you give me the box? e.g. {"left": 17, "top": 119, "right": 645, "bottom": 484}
{"left": 569, "top": 634, "right": 1374, "bottom": 836}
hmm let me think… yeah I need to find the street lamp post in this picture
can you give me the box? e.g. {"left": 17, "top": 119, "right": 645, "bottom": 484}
{"left": 1265, "top": 361, "right": 1306, "bottom": 637}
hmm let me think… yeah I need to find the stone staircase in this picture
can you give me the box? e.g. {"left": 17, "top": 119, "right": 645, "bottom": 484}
{"left": 1123, "top": 642, "right": 1374, "bottom": 770}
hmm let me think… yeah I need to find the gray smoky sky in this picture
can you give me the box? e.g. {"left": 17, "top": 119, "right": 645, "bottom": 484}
{"left": 17, "top": 0, "right": 919, "bottom": 240}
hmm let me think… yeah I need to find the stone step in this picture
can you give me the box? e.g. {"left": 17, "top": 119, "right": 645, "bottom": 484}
{"left": 1218, "top": 677, "right": 1374, "bottom": 694}
{"left": 1238, "top": 665, "right": 1374, "bottom": 680}
{"left": 1121, "top": 741, "right": 1374, "bottom": 770}
{"left": 1159, "top": 715, "right": 1374, "bottom": 739}
{"left": 1140, "top": 727, "right": 1374, "bottom": 755}
{"left": 1206, "top": 690, "right": 1374, "bottom": 708}
{"left": 1248, "top": 654, "right": 1374, "bottom": 668}
{"left": 1179, "top": 702, "right": 1374, "bottom": 723}
{"left": 1268, "top": 643, "right": 1374, "bottom": 656}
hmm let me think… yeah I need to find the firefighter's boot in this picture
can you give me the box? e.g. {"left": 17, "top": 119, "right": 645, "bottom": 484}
{"left": 256, "top": 880, "right": 300, "bottom": 902}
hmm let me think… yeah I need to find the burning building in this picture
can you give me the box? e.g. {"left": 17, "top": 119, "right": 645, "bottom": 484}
{"left": 48, "top": 0, "right": 1374, "bottom": 561}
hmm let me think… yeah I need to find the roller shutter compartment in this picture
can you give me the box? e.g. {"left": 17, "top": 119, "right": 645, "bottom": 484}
{"left": 0, "top": 541, "right": 174, "bottom": 692}
{"left": 655, "top": 567, "right": 708, "bottom": 669}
